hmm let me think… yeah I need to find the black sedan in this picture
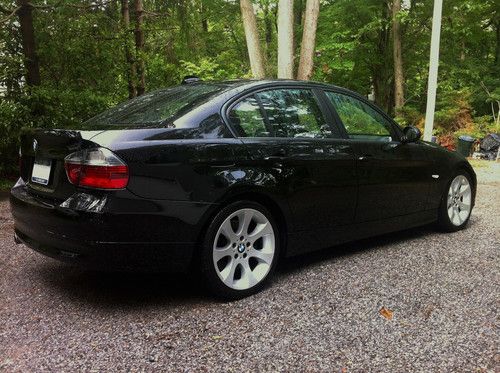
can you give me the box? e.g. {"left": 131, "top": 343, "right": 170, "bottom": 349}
{"left": 10, "top": 79, "right": 476, "bottom": 299}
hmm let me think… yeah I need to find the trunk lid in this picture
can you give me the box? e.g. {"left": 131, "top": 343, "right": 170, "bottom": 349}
{"left": 19, "top": 128, "right": 103, "bottom": 200}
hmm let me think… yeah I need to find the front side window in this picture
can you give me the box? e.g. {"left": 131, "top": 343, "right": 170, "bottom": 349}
{"left": 257, "top": 89, "right": 329, "bottom": 138}
{"left": 228, "top": 88, "right": 331, "bottom": 138}
{"left": 325, "top": 91, "right": 393, "bottom": 141}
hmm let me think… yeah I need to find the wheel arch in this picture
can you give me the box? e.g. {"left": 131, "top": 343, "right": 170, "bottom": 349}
{"left": 454, "top": 161, "right": 477, "bottom": 204}
{"left": 194, "top": 189, "right": 290, "bottom": 261}
{"left": 438, "top": 160, "right": 477, "bottom": 211}
{"left": 455, "top": 161, "right": 476, "bottom": 183}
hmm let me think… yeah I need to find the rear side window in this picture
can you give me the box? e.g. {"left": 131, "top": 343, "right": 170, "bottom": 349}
{"left": 325, "top": 91, "right": 393, "bottom": 141}
{"left": 84, "top": 84, "right": 225, "bottom": 127}
{"left": 229, "top": 88, "right": 332, "bottom": 139}
{"left": 228, "top": 96, "right": 271, "bottom": 137}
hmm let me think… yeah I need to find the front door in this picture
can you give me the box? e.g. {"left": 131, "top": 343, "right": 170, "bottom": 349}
{"left": 323, "top": 90, "right": 433, "bottom": 222}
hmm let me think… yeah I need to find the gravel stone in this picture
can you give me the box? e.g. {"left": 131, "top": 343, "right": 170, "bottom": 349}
{"left": 0, "top": 165, "right": 498, "bottom": 372}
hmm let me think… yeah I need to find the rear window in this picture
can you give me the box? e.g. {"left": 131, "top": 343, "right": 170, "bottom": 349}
{"left": 84, "top": 84, "right": 225, "bottom": 127}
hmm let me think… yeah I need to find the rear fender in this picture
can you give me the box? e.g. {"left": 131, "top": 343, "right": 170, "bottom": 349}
{"left": 193, "top": 183, "right": 293, "bottom": 259}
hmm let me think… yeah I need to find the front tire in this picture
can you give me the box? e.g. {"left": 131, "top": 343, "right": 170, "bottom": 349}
{"left": 199, "top": 201, "right": 280, "bottom": 300}
{"left": 437, "top": 172, "right": 473, "bottom": 232}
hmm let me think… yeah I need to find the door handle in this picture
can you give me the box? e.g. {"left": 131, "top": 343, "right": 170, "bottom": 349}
{"left": 382, "top": 142, "right": 400, "bottom": 151}
{"left": 264, "top": 149, "right": 287, "bottom": 161}
{"left": 358, "top": 155, "right": 373, "bottom": 162}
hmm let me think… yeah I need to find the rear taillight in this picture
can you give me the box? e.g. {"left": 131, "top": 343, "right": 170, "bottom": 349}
{"left": 64, "top": 148, "right": 129, "bottom": 189}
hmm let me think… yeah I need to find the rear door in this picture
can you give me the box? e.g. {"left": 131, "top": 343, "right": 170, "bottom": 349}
{"left": 323, "top": 90, "right": 433, "bottom": 222}
{"left": 227, "top": 86, "right": 357, "bottom": 232}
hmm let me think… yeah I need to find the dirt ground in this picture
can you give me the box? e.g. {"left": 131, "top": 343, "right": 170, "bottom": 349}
{"left": 0, "top": 161, "right": 498, "bottom": 372}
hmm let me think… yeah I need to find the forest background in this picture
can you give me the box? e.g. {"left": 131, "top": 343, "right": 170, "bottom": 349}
{"left": 0, "top": 0, "right": 499, "bottom": 180}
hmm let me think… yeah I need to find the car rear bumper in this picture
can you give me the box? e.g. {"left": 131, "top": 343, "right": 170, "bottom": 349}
{"left": 10, "top": 182, "right": 215, "bottom": 271}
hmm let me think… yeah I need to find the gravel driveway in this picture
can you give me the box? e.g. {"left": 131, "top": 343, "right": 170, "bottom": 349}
{"left": 1, "top": 164, "right": 499, "bottom": 372}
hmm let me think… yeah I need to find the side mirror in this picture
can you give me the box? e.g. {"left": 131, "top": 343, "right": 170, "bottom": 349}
{"left": 402, "top": 126, "right": 421, "bottom": 143}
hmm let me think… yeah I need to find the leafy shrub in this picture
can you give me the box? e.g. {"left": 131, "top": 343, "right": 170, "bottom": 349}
{"left": 0, "top": 87, "right": 111, "bottom": 177}
{"left": 434, "top": 89, "right": 474, "bottom": 133}
{"left": 394, "top": 106, "right": 424, "bottom": 129}
{"left": 455, "top": 115, "right": 498, "bottom": 140}
{"left": 0, "top": 100, "right": 30, "bottom": 177}
{"left": 179, "top": 56, "right": 243, "bottom": 81}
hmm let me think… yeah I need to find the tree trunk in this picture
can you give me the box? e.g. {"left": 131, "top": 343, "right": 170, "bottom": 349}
{"left": 177, "top": 1, "right": 192, "bottom": 49}
{"left": 16, "top": 0, "right": 41, "bottom": 87}
{"left": 240, "top": 0, "right": 266, "bottom": 78}
{"left": 263, "top": 2, "right": 273, "bottom": 60}
{"left": 297, "top": 0, "right": 319, "bottom": 80}
{"left": 200, "top": 0, "right": 208, "bottom": 33}
{"left": 294, "top": 0, "right": 303, "bottom": 27}
{"left": 371, "top": 1, "right": 394, "bottom": 113}
{"left": 134, "top": 0, "right": 145, "bottom": 95}
{"left": 392, "top": 0, "right": 404, "bottom": 110}
{"left": 277, "top": 0, "right": 294, "bottom": 79}
{"left": 105, "top": 0, "right": 119, "bottom": 21}
{"left": 121, "top": 0, "right": 137, "bottom": 98}
{"left": 165, "top": 33, "right": 177, "bottom": 63}
{"left": 459, "top": 40, "right": 466, "bottom": 61}
{"left": 495, "top": 20, "right": 500, "bottom": 65}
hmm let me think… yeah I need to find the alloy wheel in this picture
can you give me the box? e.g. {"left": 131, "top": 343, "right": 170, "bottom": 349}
{"left": 212, "top": 208, "right": 275, "bottom": 290}
{"left": 447, "top": 175, "right": 472, "bottom": 226}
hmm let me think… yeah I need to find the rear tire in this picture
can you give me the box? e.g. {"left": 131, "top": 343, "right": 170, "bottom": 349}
{"left": 437, "top": 171, "right": 473, "bottom": 232}
{"left": 199, "top": 200, "right": 280, "bottom": 300}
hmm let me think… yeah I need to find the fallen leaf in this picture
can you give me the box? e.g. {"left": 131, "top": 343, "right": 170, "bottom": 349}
{"left": 422, "top": 305, "right": 435, "bottom": 320}
{"left": 379, "top": 306, "right": 394, "bottom": 320}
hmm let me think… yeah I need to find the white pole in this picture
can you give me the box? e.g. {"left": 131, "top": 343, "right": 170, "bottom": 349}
{"left": 277, "top": 0, "right": 294, "bottom": 79}
{"left": 423, "top": 0, "right": 443, "bottom": 142}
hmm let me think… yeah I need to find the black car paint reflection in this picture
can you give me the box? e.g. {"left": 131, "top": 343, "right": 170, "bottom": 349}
{"left": 10, "top": 80, "right": 476, "bottom": 272}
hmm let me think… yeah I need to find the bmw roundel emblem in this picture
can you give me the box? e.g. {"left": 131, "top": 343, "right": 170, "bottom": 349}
{"left": 33, "top": 139, "right": 38, "bottom": 153}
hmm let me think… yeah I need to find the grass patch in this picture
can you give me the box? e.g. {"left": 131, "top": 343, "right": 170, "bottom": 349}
{"left": 0, "top": 178, "right": 15, "bottom": 191}
{"left": 468, "top": 159, "right": 491, "bottom": 169}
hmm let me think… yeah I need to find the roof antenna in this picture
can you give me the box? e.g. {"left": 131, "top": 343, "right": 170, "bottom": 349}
{"left": 181, "top": 75, "right": 201, "bottom": 84}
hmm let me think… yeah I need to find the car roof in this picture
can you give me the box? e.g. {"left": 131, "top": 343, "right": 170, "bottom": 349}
{"left": 213, "top": 79, "right": 340, "bottom": 89}
{"left": 208, "top": 79, "right": 362, "bottom": 99}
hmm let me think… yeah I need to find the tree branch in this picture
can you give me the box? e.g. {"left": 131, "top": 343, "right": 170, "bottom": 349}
{"left": 0, "top": 4, "right": 13, "bottom": 14}
{"left": 28, "top": 0, "right": 114, "bottom": 11}
{"left": 143, "top": 10, "right": 171, "bottom": 18}
{"left": 66, "top": 0, "right": 114, "bottom": 9}
{"left": 27, "top": 1, "right": 64, "bottom": 10}
{"left": 0, "top": 6, "right": 20, "bottom": 23}
{"left": 480, "top": 81, "right": 491, "bottom": 96}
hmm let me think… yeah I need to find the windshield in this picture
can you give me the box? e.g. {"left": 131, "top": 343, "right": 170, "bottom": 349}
{"left": 84, "top": 84, "right": 225, "bottom": 127}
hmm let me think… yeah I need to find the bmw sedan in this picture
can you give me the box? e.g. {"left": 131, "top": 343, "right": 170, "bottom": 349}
{"left": 10, "top": 79, "right": 476, "bottom": 299}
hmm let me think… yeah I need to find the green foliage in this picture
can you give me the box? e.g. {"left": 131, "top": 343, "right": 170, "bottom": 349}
{"left": 0, "top": 178, "right": 15, "bottom": 191}
{"left": 0, "top": 99, "right": 29, "bottom": 176}
{"left": 179, "top": 55, "right": 244, "bottom": 81}
{"left": 455, "top": 116, "right": 498, "bottom": 140}
{"left": 0, "top": 0, "right": 499, "bottom": 177}
{"left": 0, "top": 87, "right": 110, "bottom": 176}
{"left": 394, "top": 106, "right": 424, "bottom": 128}
{"left": 23, "top": 87, "right": 111, "bottom": 128}
{"left": 433, "top": 88, "right": 474, "bottom": 133}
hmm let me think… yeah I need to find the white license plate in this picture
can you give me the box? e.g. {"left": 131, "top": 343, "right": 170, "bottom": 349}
{"left": 31, "top": 158, "right": 52, "bottom": 185}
